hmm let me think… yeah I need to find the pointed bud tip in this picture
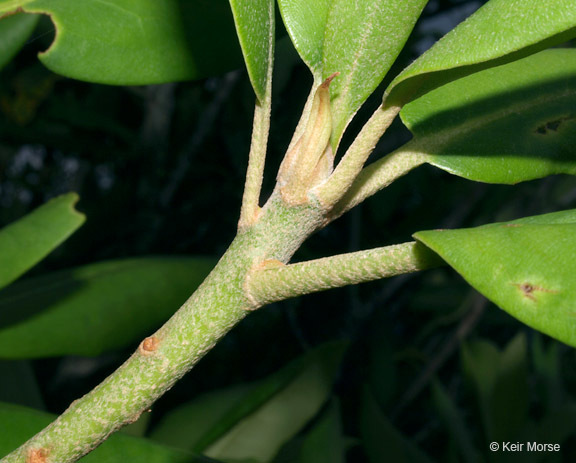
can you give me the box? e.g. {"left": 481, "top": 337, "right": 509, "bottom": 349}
{"left": 321, "top": 72, "right": 340, "bottom": 89}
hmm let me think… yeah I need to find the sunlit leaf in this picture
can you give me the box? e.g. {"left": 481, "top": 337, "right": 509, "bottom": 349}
{"left": 386, "top": 0, "right": 576, "bottom": 106}
{"left": 0, "top": 193, "right": 84, "bottom": 291}
{"left": 415, "top": 210, "right": 576, "bottom": 347}
{"left": 401, "top": 50, "right": 576, "bottom": 184}
{"left": 0, "top": 257, "right": 215, "bottom": 358}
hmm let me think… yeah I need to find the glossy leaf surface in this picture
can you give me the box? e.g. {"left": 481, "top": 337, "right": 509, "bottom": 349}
{"left": 386, "top": 0, "right": 576, "bottom": 106}
{"left": 229, "top": 0, "right": 274, "bottom": 102}
{"left": 0, "top": 12, "right": 38, "bottom": 70}
{"left": 415, "top": 210, "right": 576, "bottom": 347}
{"left": 0, "top": 257, "right": 215, "bottom": 358}
{"left": 401, "top": 50, "right": 576, "bottom": 184}
{"left": 0, "top": 193, "right": 84, "bottom": 291}
{"left": 322, "top": 0, "right": 427, "bottom": 146}
{"left": 0, "top": 402, "right": 204, "bottom": 462}
{"left": 0, "top": 0, "right": 242, "bottom": 85}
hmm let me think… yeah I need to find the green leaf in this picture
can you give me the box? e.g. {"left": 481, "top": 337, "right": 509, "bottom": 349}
{"left": 532, "top": 336, "right": 563, "bottom": 411}
{"left": 0, "top": 193, "right": 84, "bottom": 291}
{"left": 153, "top": 343, "right": 345, "bottom": 462}
{"left": 431, "top": 381, "right": 480, "bottom": 463}
{"left": 0, "top": 402, "right": 211, "bottom": 462}
{"left": 461, "top": 335, "right": 529, "bottom": 442}
{"left": 151, "top": 383, "right": 254, "bottom": 451}
{"left": 0, "top": 361, "right": 44, "bottom": 410}
{"left": 0, "top": 0, "right": 243, "bottom": 85}
{"left": 229, "top": 0, "right": 274, "bottom": 102}
{"left": 415, "top": 210, "right": 576, "bottom": 346}
{"left": 203, "top": 343, "right": 345, "bottom": 463}
{"left": 322, "top": 0, "right": 427, "bottom": 146}
{"left": 299, "top": 399, "right": 344, "bottom": 463}
{"left": 360, "top": 388, "right": 433, "bottom": 463}
{"left": 401, "top": 49, "right": 576, "bottom": 184}
{"left": 385, "top": 0, "right": 576, "bottom": 106}
{"left": 0, "top": 12, "right": 39, "bottom": 70}
{"left": 460, "top": 339, "right": 500, "bottom": 441}
{"left": 0, "top": 257, "right": 215, "bottom": 358}
{"left": 277, "top": 0, "right": 331, "bottom": 77}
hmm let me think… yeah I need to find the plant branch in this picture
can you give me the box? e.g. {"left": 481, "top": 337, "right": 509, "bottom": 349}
{"left": 1, "top": 194, "right": 326, "bottom": 463}
{"left": 313, "top": 104, "right": 401, "bottom": 209}
{"left": 246, "top": 241, "right": 444, "bottom": 306}
{"left": 329, "top": 143, "right": 427, "bottom": 220}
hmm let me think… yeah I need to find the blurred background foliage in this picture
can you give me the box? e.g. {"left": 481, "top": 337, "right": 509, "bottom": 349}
{"left": 1, "top": 0, "right": 576, "bottom": 461}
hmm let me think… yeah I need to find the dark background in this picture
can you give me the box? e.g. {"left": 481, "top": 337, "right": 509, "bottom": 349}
{"left": 1, "top": 0, "right": 576, "bottom": 461}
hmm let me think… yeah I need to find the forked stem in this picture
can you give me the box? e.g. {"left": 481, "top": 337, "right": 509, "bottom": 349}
{"left": 313, "top": 104, "right": 401, "bottom": 209}
{"left": 330, "top": 144, "right": 427, "bottom": 220}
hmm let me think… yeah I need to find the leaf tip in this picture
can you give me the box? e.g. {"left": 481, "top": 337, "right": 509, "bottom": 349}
{"left": 321, "top": 72, "right": 340, "bottom": 89}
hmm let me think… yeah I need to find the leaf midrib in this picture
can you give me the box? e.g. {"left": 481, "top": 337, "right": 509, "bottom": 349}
{"left": 409, "top": 87, "right": 576, "bottom": 153}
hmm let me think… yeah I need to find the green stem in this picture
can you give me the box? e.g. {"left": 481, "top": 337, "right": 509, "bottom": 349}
{"left": 1, "top": 194, "right": 325, "bottom": 463}
{"left": 329, "top": 145, "right": 426, "bottom": 220}
{"left": 246, "top": 241, "right": 443, "bottom": 306}
{"left": 238, "top": 90, "right": 272, "bottom": 229}
{"left": 313, "top": 104, "right": 401, "bottom": 209}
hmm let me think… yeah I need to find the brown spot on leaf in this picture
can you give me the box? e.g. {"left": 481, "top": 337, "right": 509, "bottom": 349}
{"left": 139, "top": 336, "right": 160, "bottom": 355}
{"left": 534, "top": 114, "right": 575, "bottom": 135}
{"left": 503, "top": 223, "right": 522, "bottom": 228}
{"left": 27, "top": 448, "right": 49, "bottom": 463}
{"left": 513, "top": 282, "right": 558, "bottom": 302}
